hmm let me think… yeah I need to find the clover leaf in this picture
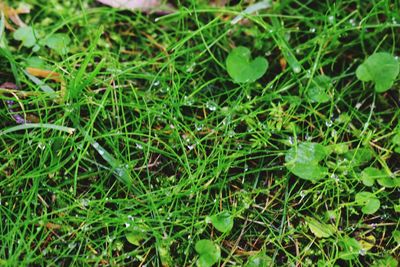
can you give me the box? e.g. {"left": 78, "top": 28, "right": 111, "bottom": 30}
{"left": 42, "top": 33, "right": 71, "bottom": 55}
{"left": 13, "top": 26, "right": 38, "bottom": 49}
{"left": 356, "top": 52, "right": 399, "bottom": 92}
{"left": 360, "top": 167, "right": 399, "bottom": 188}
{"left": 355, "top": 192, "right": 380, "bottom": 214}
{"left": 285, "top": 142, "right": 328, "bottom": 182}
{"left": 208, "top": 211, "right": 233, "bottom": 233}
{"left": 305, "top": 216, "right": 336, "bottom": 238}
{"left": 195, "top": 239, "right": 221, "bottom": 267}
{"left": 245, "top": 252, "right": 273, "bottom": 267}
{"left": 226, "top": 46, "right": 268, "bottom": 83}
{"left": 306, "top": 75, "right": 331, "bottom": 103}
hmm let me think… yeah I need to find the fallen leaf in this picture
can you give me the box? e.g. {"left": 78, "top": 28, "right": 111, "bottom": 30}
{"left": 0, "top": 2, "right": 30, "bottom": 30}
{"left": 26, "top": 67, "right": 61, "bottom": 82}
{"left": 97, "top": 0, "right": 162, "bottom": 11}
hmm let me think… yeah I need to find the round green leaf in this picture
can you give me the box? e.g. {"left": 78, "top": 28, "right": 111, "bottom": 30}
{"left": 42, "top": 33, "right": 71, "bottom": 55}
{"left": 285, "top": 142, "right": 328, "bottom": 181}
{"left": 355, "top": 192, "right": 380, "bottom": 214}
{"left": 209, "top": 211, "right": 233, "bottom": 233}
{"left": 356, "top": 52, "right": 399, "bottom": 93}
{"left": 226, "top": 46, "right": 268, "bottom": 83}
{"left": 360, "top": 167, "right": 387, "bottom": 187}
{"left": 13, "top": 26, "right": 38, "bottom": 48}
{"left": 245, "top": 252, "right": 273, "bottom": 267}
{"left": 306, "top": 75, "right": 331, "bottom": 103}
{"left": 376, "top": 177, "right": 399, "bottom": 188}
{"left": 195, "top": 239, "right": 221, "bottom": 267}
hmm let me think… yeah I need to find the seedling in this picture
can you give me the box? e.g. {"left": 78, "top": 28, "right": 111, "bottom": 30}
{"left": 195, "top": 239, "right": 221, "bottom": 267}
{"left": 356, "top": 52, "right": 399, "bottom": 92}
{"left": 226, "top": 46, "right": 268, "bottom": 83}
{"left": 285, "top": 142, "right": 328, "bottom": 181}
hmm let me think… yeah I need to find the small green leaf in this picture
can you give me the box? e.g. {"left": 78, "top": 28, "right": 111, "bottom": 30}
{"left": 209, "top": 211, "right": 233, "bottom": 233}
{"left": 356, "top": 52, "right": 399, "bottom": 93}
{"left": 42, "top": 33, "right": 71, "bottom": 55}
{"left": 392, "top": 230, "right": 400, "bottom": 244}
{"left": 305, "top": 216, "right": 336, "bottom": 238}
{"left": 376, "top": 176, "right": 399, "bottom": 188}
{"left": 355, "top": 192, "right": 380, "bottom": 214}
{"left": 226, "top": 46, "right": 268, "bottom": 83}
{"left": 344, "top": 147, "right": 374, "bottom": 167}
{"left": 125, "top": 224, "right": 149, "bottom": 246}
{"left": 338, "top": 237, "right": 362, "bottom": 260}
{"left": 307, "top": 75, "right": 331, "bottom": 103}
{"left": 360, "top": 167, "right": 387, "bottom": 187}
{"left": 195, "top": 239, "right": 221, "bottom": 267}
{"left": 372, "top": 255, "right": 398, "bottom": 267}
{"left": 395, "top": 204, "right": 400, "bottom": 213}
{"left": 285, "top": 142, "right": 328, "bottom": 181}
{"left": 245, "top": 252, "right": 273, "bottom": 267}
{"left": 13, "top": 26, "right": 38, "bottom": 48}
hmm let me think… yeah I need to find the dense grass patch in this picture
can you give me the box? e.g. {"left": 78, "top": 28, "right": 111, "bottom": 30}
{"left": 0, "top": 0, "right": 399, "bottom": 266}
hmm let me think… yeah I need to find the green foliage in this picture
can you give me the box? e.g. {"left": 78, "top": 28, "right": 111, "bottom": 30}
{"left": 195, "top": 240, "right": 221, "bottom": 267}
{"left": 245, "top": 252, "right": 273, "bottom": 267}
{"left": 306, "top": 75, "right": 331, "bottom": 103}
{"left": 305, "top": 216, "right": 336, "bottom": 238}
{"left": 41, "top": 33, "right": 71, "bottom": 55}
{"left": 226, "top": 46, "right": 268, "bottom": 83}
{"left": 338, "top": 237, "right": 362, "bottom": 260}
{"left": 13, "top": 26, "right": 38, "bottom": 49}
{"left": 208, "top": 211, "right": 234, "bottom": 233}
{"left": 355, "top": 192, "right": 380, "bottom": 214}
{"left": 285, "top": 142, "right": 328, "bottom": 181}
{"left": 356, "top": 52, "right": 399, "bottom": 92}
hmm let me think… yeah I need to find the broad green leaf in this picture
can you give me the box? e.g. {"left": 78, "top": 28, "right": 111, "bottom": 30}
{"left": 305, "top": 216, "right": 336, "bottom": 238}
{"left": 13, "top": 26, "right": 37, "bottom": 48}
{"left": 245, "top": 252, "right": 273, "bottom": 267}
{"left": 338, "top": 237, "right": 362, "bottom": 260}
{"left": 344, "top": 147, "right": 374, "bottom": 167}
{"left": 195, "top": 239, "right": 221, "bottom": 267}
{"left": 285, "top": 142, "right": 328, "bottom": 181}
{"left": 226, "top": 46, "right": 268, "bottom": 83}
{"left": 42, "top": 33, "right": 71, "bottom": 55}
{"left": 356, "top": 52, "right": 399, "bottom": 93}
{"left": 25, "top": 57, "right": 49, "bottom": 69}
{"left": 360, "top": 167, "right": 387, "bottom": 187}
{"left": 376, "top": 176, "right": 399, "bottom": 188}
{"left": 209, "top": 211, "right": 233, "bottom": 233}
{"left": 125, "top": 224, "right": 149, "bottom": 246}
{"left": 307, "top": 75, "right": 331, "bottom": 103}
{"left": 355, "top": 192, "right": 380, "bottom": 214}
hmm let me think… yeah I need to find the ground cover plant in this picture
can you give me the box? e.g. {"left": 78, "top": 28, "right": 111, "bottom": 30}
{"left": 0, "top": 0, "right": 399, "bottom": 266}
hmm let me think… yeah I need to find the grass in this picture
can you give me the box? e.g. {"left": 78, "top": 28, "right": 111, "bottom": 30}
{"left": 0, "top": 0, "right": 399, "bottom": 266}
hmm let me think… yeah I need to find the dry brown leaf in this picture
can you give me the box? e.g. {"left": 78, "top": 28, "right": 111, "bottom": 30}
{"left": 0, "top": 2, "right": 30, "bottom": 30}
